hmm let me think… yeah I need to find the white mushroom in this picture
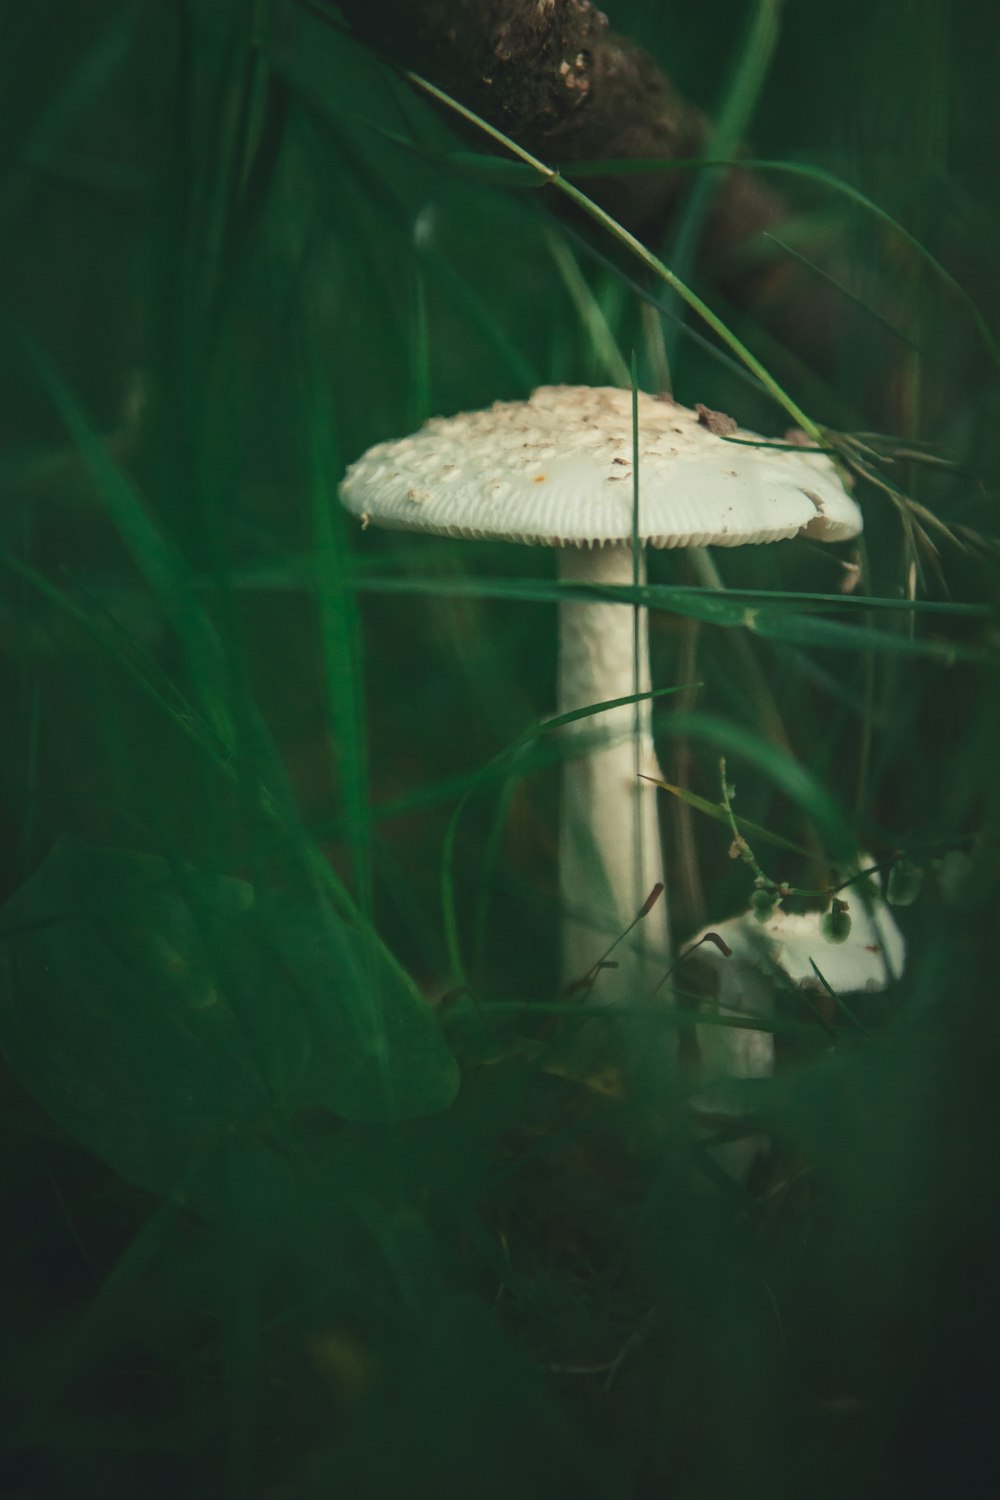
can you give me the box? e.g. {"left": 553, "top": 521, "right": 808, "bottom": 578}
{"left": 339, "top": 385, "right": 862, "bottom": 1004}
{"left": 683, "top": 861, "right": 905, "bottom": 1178}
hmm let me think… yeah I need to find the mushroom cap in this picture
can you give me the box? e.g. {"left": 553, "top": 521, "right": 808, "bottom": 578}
{"left": 686, "top": 869, "right": 905, "bottom": 999}
{"left": 339, "top": 385, "right": 862, "bottom": 548}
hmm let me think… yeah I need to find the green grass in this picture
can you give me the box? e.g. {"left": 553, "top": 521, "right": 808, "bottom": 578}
{"left": 1, "top": 1, "right": 999, "bottom": 1496}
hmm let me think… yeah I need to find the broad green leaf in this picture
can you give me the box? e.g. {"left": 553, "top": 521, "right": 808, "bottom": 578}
{"left": 0, "top": 842, "right": 458, "bottom": 1214}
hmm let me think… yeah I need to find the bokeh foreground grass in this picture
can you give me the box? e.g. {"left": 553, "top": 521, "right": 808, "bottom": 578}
{"left": 1, "top": 2, "right": 999, "bottom": 1496}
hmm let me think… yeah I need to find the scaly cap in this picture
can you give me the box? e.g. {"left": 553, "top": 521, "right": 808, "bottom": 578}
{"left": 339, "top": 385, "right": 862, "bottom": 548}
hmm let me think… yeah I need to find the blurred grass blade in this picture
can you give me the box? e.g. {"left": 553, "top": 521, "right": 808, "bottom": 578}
{"left": 555, "top": 154, "right": 1000, "bottom": 378}
{"left": 0, "top": 0, "right": 142, "bottom": 228}
{"left": 403, "top": 70, "right": 823, "bottom": 440}
{"left": 662, "top": 0, "right": 783, "bottom": 361}
{"left": 10, "top": 324, "right": 235, "bottom": 745}
{"left": 441, "top": 685, "right": 687, "bottom": 986}
{"left": 352, "top": 574, "right": 987, "bottom": 662}
{"left": 666, "top": 709, "right": 856, "bottom": 857}
{"left": 546, "top": 226, "right": 631, "bottom": 387}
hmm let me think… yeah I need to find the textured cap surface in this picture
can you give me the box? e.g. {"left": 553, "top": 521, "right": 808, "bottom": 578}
{"left": 340, "top": 385, "right": 862, "bottom": 548}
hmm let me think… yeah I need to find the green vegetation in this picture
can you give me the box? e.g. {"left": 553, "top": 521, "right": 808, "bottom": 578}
{"left": 1, "top": 2, "right": 997, "bottom": 1496}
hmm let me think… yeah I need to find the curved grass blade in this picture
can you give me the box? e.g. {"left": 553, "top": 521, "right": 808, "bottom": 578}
{"left": 402, "top": 71, "right": 823, "bottom": 442}
{"left": 555, "top": 154, "right": 1000, "bottom": 379}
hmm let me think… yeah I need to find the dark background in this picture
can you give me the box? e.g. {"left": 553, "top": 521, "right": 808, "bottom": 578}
{"left": 1, "top": 2, "right": 998, "bottom": 1496}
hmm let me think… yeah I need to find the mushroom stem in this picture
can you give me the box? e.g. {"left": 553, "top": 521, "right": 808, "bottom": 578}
{"left": 558, "top": 543, "right": 670, "bottom": 1000}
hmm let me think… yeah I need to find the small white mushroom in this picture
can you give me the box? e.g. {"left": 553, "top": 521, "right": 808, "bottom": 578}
{"left": 339, "top": 386, "right": 862, "bottom": 1004}
{"left": 683, "top": 861, "right": 905, "bottom": 1178}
